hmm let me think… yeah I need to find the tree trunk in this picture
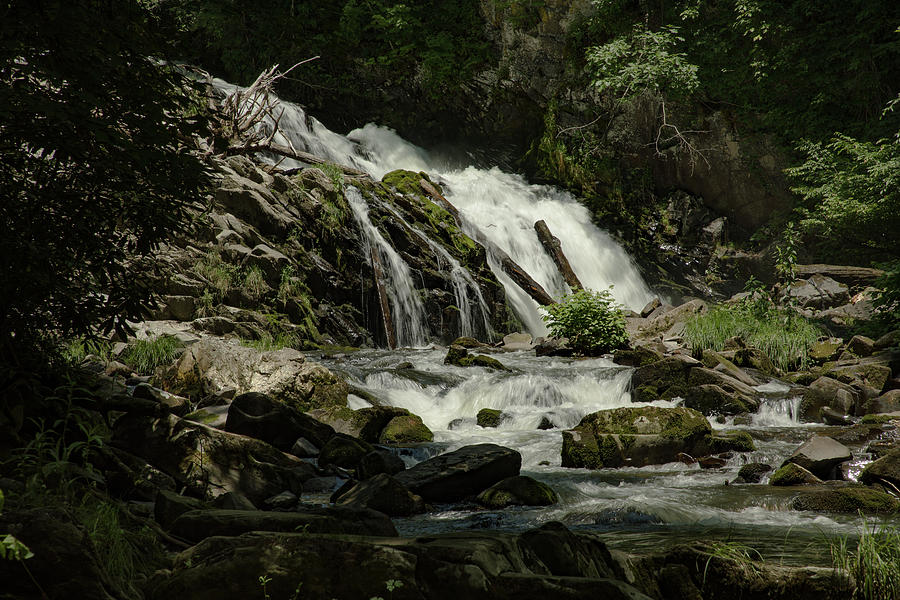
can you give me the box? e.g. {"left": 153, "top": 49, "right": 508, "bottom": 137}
{"left": 369, "top": 247, "right": 397, "bottom": 349}
{"left": 534, "top": 219, "right": 583, "bottom": 292}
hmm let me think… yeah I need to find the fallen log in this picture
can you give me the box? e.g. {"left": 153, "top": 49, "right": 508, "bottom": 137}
{"left": 369, "top": 247, "right": 397, "bottom": 349}
{"left": 534, "top": 220, "right": 582, "bottom": 292}
{"left": 226, "top": 143, "right": 368, "bottom": 177}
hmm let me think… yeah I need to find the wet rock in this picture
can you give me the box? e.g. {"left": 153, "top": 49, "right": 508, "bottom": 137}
{"left": 444, "top": 344, "right": 509, "bottom": 370}
{"left": 379, "top": 414, "right": 434, "bottom": 444}
{"left": 112, "top": 413, "right": 315, "bottom": 504}
{"left": 170, "top": 338, "right": 347, "bottom": 413}
{"left": 863, "top": 389, "right": 900, "bottom": 414}
{"left": 683, "top": 384, "right": 756, "bottom": 416}
{"left": 336, "top": 473, "right": 428, "bottom": 516}
{"left": 698, "top": 456, "right": 727, "bottom": 469}
{"left": 733, "top": 462, "right": 772, "bottom": 484}
{"left": 450, "top": 336, "right": 487, "bottom": 348}
{"left": 537, "top": 416, "right": 555, "bottom": 430}
{"left": 477, "top": 408, "right": 508, "bottom": 428}
{"left": 799, "top": 376, "right": 858, "bottom": 422}
{"left": 631, "top": 355, "right": 698, "bottom": 402}
{"left": 826, "top": 361, "right": 892, "bottom": 394}
{"left": 789, "top": 485, "right": 900, "bottom": 514}
{"left": 701, "top": 431, "right": 755, "bottom": 454}
{"left": 613, "top": 346, "right": 664, "bottom": 367}
{"left": 211, "top": 491, "right": 256, "bottom": 511}
{"left": 476, "top": 475, "right": 559, "bottom": 508}
{"left": 821, "top": 406, "right": 853, "bottom": 425}
{"left": 154, "top": 490, "right": 204, "bottom": 529}
{"left": 502, "top": 332, "right": 533, "bottom": 350}
{"left": 317, "top": 433, "right": 374, "bottom": 470}
{"left": 768, "top": 463, "right": 823, "bottom": 486}
{"left": 733, "top": 347, "right": 779, "bottom": 376}
{"left": 394, "top": 443, "right": 521, "bottom": 502}
{"left": 860, "top": 448, "right": 900, "bottom": 489}
{"left": 783, "top": 436, "right": 852, "bottom": 480}
{"left": 534, "top": 336, "right": 573, "bottom": 357}
{"left": 224, "top": 391, "right": 335, "bottom": 451}
{"left": 291, "top": 437, "right": 320, "bottom": 458}
{"left": 168, "top": 506, "right": 397, "bottom": 543}
{"left": 358, "top": 449, "right": 406, "bottom": 479}
{"left": 133, "top": 382, "right": 191, "bottom": 416}
{"left": 561, "top": 406, "right": 711, "bottom": 469}
{"left": 847, "top": 335, "right": 876, "bottom": 357}
{"left": 354, "top": 405, "right": 417, "bottom": 441}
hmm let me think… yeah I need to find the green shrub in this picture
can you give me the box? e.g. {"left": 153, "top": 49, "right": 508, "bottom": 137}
{"left": 121, "top": 335, "right": 181, "bottom": 374}
{"left": 242, "top": 265, "right": 268, "bottom": 301}
{"left": 541, "top": 288, "right": 628, "bottom": 355}
{"left": 193, "top": 251, "right": 237, "bottom": 300}
{"left": 684, "top": 303, "right": 821, "bottom": 371}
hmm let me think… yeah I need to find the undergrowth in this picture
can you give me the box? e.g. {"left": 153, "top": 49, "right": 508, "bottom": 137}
{"left": 121, "top": 335, "right": 181, "bottom": 374}
{"left": 831, "top": 520, "right": 900, "bottom": 600}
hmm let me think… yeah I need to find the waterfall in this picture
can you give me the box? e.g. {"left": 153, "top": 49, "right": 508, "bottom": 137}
{"left": 752, "top": 397, "right": 802, "bottom": 427}
{"left": 213, "top": 78, "right": 655, "bottom": 339}
{"left": 345, "top": 187, "right": 428, "bottom": 347}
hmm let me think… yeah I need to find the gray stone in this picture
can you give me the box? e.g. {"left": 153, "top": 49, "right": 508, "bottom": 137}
{"left": 640, "top": 297, "right": 661, "bottom": 318}
{"left": 848, "top": 335, "right": 876, "bottom": 357}
{"left": 211, "top": 491, "right": 257, "bottom": 511}
{"left": 291, "top": 437, "right": 320, "bottom": 458}
{"left": 476, "top": 475, "right": 559, "bottom": 508}
{"left": 263, "top": 491, "right": 298, "bottom": 510}
{"left": 502, "top": 332, "right": 533, "bottom": 350}
{"left": 785, "top": 274, "right": 850, "bottom": 310}
{"left": 783, "top": 436, "right": 852, "bottom": 480}
{"left": 242, "top": 243, "right": 290, "bottom": 283}
{"left": 863, "top": 389, "right": 900, "bottom": 415}
{"left": 225, "top": 391, "right": 335, "bottom": 451}
{"left": 799, "top": 377, "right": 858, "bottom": 422}
{"left": 336, "top": 473, "right": 428, "bottom": 516}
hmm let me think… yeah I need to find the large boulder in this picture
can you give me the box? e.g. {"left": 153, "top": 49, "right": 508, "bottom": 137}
{"left": 561, "top": 406, "right": 712, "bottom": 469}
{"left": 475, "top": 476, "right": 558, "bottom": 508}
{"left": 785, "top": 274, "right": 850, "bottom": 310}
{"left": 170, "top": 338, "right": 347, "bottom": 412}
{"left": 112, "top": 413, "right": 315, "bottom": 504}
{"left": 224, "top": 391, "right": 335, "bottom": 451}
{"left": 631, "top": 355, "right": 698, "bottom": 402}
{"left": 394, "top": 443, "right": 522, "bottom": 502}
{"left": 317, "top": 433, "right": 374, "bottom": 470}
{"left": 798, "top": 376, "right": 859, "bottom": 422}
{"left": 335, "top": 473, "right": 428, "bottom": 516}
{"left": 789, "top": 486, "right": 900, "bottom": 514}
{"left": 859, "top": 449, "right": 900, "bottom": 489}
{"left": 768, "top": 463, "right": 822, "bottom": 486}
{"left": 683, "top": 384, "right": 756, "bottom": 416}
{"left": 863, "top": 389, "right": 900, "bottom": 415}
{"left": 379, "top": 414, "right": 433, "bottom": 444}
{"left": 168, "top": 506, "right": 397, "bottom": 543}
{"left": 782, "top": 436, "right": 852, "bottom": 480}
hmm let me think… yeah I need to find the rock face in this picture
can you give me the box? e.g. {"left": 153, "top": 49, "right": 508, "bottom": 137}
{"left": 112, "top": 413, "right": 314, "bottom": 504}
{"left": 394, "top": 443, "right": 522, "bottom": 502}
{"left": 224, "top": 391, "right": 335, "bottom": 451}
{"left": 561, "top": 406, "right": 712, "bottom": 469}
{"left": 782, "top": 436, "right": 853, "bottom": 480}
{"left": 171, "top": 338, "right": 348, "bottom": 412}
{"left": 475, "top": 475, "right": 558, "bottom": 508}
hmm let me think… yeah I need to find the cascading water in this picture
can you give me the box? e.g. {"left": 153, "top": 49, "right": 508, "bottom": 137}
{"left": 213, "top": 77, "right": 654, "bottom": 337}
{"left": 345, "top": 187, "right": 428, "bottom": 347}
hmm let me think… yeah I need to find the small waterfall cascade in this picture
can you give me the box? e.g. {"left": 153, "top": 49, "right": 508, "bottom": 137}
{"left": 752, "top": 397, "right": 802, "bottom": 427}
{"left": 213, "top": 78, "right": 655, "bottom": 338}
{"left": 345, "top": 187, "right": 428, "bottom": 347}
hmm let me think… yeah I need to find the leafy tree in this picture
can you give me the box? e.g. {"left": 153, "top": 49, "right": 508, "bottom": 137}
{"left": 541, "top": 288, "right": 628, "bottom": 355}
{"left": 0, "top": 0, "right": 209, "bottom": 358}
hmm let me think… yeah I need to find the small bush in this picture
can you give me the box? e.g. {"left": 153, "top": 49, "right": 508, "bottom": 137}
{"left": 541, "top": 288, "right": 628, "bottom": 354}
{"left": 684, "top": 303, "right": 821, "bottom": 371}
{"left": 122, "top": 335, "right": 181, "bottom": 374}
{"left": 193, "top": 251, "right": 237, "bottom": 300}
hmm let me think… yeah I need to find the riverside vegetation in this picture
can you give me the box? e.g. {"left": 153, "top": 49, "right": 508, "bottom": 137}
{"left": 2, "top": 1, "right": 900, "bottom": 599}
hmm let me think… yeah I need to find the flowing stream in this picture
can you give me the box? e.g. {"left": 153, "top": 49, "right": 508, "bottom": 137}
{"left": 215, "top": 79, "right": 875, "bottom": 565}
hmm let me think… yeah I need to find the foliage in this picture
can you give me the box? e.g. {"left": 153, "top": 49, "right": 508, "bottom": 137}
{"left": 0, "top": 490, "right": 33, "bottom": 562}
{"left": 875, "top": 261, "right": 900, "bottom": 331}
{"left": 773, "top": 223, "right": 799, "bottom": 286}
{"left": 243, "top": 266, "right": 269, "bottom": 301}
{"left": 684, "top": 300, "right": 821, "bottom": 371}
{"left": 831, "top": 520, "right": 900, "bottom": 600}
{"left": 121, "top": 335, "right": 182, "bottom": 374}
{"left": 541, "top": 288, "right": 628, "bottom": 354}
{"left": 0, "top": 0, "right": 209, "bottom": 357}
{"left": 194, "top": 251, "right": 239, "bottom": 301}
{"left": 241, "top": 330, "right": 301, "bottom": 352}
{"left": 701, "top": 540, "right": 762, "bottom": 590}
{"left": 61, "top": 337, "right": 113, "bottom": 366}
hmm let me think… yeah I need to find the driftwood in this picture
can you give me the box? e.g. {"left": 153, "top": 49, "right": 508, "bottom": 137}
{"left": 228, "top": 143, "right": 367, "bottom": 177}
{"left": 534, "top": 220, "right": 582, "bottom": 291}
{"left": 370, "top": 247, "right": 397, "bottom": 349}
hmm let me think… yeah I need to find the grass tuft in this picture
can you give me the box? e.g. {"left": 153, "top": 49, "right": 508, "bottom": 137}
{"left": 121, "top": 335, "right": 181, "bottom": 374}
{"left": 831, "top": 519, "right": 900, "bottom": 600}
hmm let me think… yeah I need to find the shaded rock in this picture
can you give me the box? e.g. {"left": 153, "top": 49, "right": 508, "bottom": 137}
{"left": 190, "top": 316, "right": 235, "bottom": 335}
{"left": 860, "top": 449, "right": 900, "bottom": 489}
{"left": 444, "top": 344, "right": 508, "bottom": 370}
{"left": 537, "top": 416, "right": 555, "bottom": 430}
{"left": 790, "top": 486, "right": 900, "bottom": 514}
{"left": 154, "top": 490, "right": 204, "bottom": 529}
{"left": 809, "top": 338, "right": 844, "bottom": 362}
{"left": 211, "top": 491, "right": 256, "bottom": 511}
{"left": 94, "top": 445, "right": 177, "bottom": 501}
{"left": 631, "top": 355, "right": 698, "bottom": 402}
{"left": 476, "top": 475, "right": 558, "bottom": 508}
{"left": 638, "top": 299, "right": 707, "bottom": 339}
{"left": 170, "top": 337, "right": 347, "bottom": 413}
{"left": 444, "top": 344, "right": 470, "bottom": 366}
{"left": 683, "top": 384, "right": 755, "bottom": 416}
{"left": 168, "top": 507, "right": 397, "bottom": 543}
{"left": 701, "top": 430, "right": 755, "bottom": 454}
{"left": 336, "top": 473, "right": 427, "bottom": 516}
{"left": 733, "top": 347, "right": 778, "bottom": 376}
{"left": 133, "top": 383, "right": 191, "bottom": 416}
{"left": 347, "top": 405, "right": 411, "bottom": 442}
{"left": 733, "top": 462, "right": 772, "bottom": 484}
{"left": 769, "top": 463, "right": 823, "bottom": 486}
{"left": 534, "top": 336, "right": 573, "bottom": 357}
{"left": 847, "top": 335, "right": 876, "bottom": 357}
{"left": 182, "top": 404, "right": 230, "bottom": 429}
{"left": 317, "top": 433, "right": 374, "bottom": 470}
{"left": 358, "top": 449, "right": 406, "bottom": 480}
{"left": 561, "top": 406, "right": 711, "bottom": 469}
{"left": 799, "top": 376, "right": 858, "bottom": 422}
{"left": 640, "top": 297, "right": 661, "bottom": 318}
{"left": 112, "top": 413, "right": 315, "bottom": 504}
{"left": 785, "top": 274, "right": 850, "bottom": 310}
{"left": 783, "top": 436, "right": 852, "bottom": 480}
{"left": 700, "top": 350, "right": 759, "bottom": 386}
{"left": 822, "top": 406, "right": 853, "bottom": 425}
{"left": 224, "top": 391, "right": 335, "bottom": 451}
{"left": 827, "top": 423, "right": 890, "bottom": 445}
{"left": 394, "top": 443, "right": 522, "bottom": 502}
{"left": 863, "top": 389, "right": 900, "bottom": 415}
{"left": 242, "top": 243, "right": 289, "bottom": 283}
{"left": 613, "top": 346, "right": 663, "bottom": 367}
{"left": 697, "top": 456, "right": 727, "bottom": 469}
{"left": 263, "top": 491, "right": 298, "bottom": 510}
{"left": 874, "top": 330, "right": 900, "bottom": 350}
{"left": 379, "top": 414, "right": 434, "bottom": 444}
{"left": 291, "top": 437, "right": 320, "bottom": 458}
{"left": 477, "top": 408, "right": 507, "bottom": 428}
{"left": 826, "top": 361, "right": 892, "bottom": 394}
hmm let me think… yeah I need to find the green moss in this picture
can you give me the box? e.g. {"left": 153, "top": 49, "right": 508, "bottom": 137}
{"left": 705, "top": 431, "right": 755, "bottom": 453}
{"left": 476, "top": 408, "right": 504, "bottom": 428}
{"left": 468, "top": 354, "right": 509, "bottom": 371}
{"left": 769, "top": 463, "right": 820, "bottom": 486}
{"left": 379, "top": 415, "right": 434, "bottom": 444}
{"left": 561, "top": 429, "right": 603, "bottom": 469}
{"left": 790, "top": 487, "right": 900, "bottom": 514}
{"left": 861, "top": 414, "right": 900, "bottom": 424}
{"left": 598, "top": 434, "right": 622, "bottom": 466}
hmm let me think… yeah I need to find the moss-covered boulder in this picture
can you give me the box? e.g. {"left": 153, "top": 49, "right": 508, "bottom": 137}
{"left": 451, "top": 336, "right": 487, "bottom": 348}
{"left": 798, "top": 376, "right": 858, "bottom": 423}
{"left": 477, "top": 408, "right": 507, "bottom": 428}
{"left": 789, "top": 486, "right": 900, "bottom": 514}
{"left": 475, "top": 476, "right": 558, "bottom": 508}
{"left": 317, "top": 433, "right": 374, "bottom": 470}
{"left": 444, "top": 344, "right": 508, "bottom": 370}
{"left": 684, "top": 384, "right": 756, "bottom": 416}
{"left": 733, "top": 347, "right": 779, "bottom": 376}
{"left": 702, "top": 430, "right": 755, "bottom": 454}
{"left": 782, "top": 436, "right": 852, "bottom": 480}
{"left": 860, "top": 448, "right": 900, "bottom": 489}
{"left": 561, "top": 406, "right": 712, "bottom": 469}
{"left": 631, "top": 355, "right": 697, "bottom": 402}
{"left": 809, "top": 338, "right": 843, "bottom": 362}
{"left": 612, "top": 346, "right": 663, "bottom": 367}
{"left": 733, "top": 462, "right": 772, "bottom": 484}
{"left": 768, "top": 463, "right": 822, "bottom": 486}
{"left": 379, "top": 414, "right": 433, "bottom": 444}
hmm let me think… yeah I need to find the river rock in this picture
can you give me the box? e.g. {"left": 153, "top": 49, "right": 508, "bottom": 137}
{"left": 224, "top": 391, "right": 335, "bottom": 451}
{"left": 379, "top": 414, "right": 433, "bottom": 444}
{"left": 789, "top": 485, "right": 900, "bottom": 514}
{"left": 358, "top": 449, "right": 406, "bottom": 479}
{"left": 782, "top": 436, "right": 852, "bottom": 480}
{"left": 700, "top": 350, "right": 759, "bottom": 386}
{"left": 561, "top": 406, "right": 712, "bottom": 469}
{"left": 862, "top": 389, "right": 900, "bottom": 415}
{"left": 502, "top": 332, "right": 533, "bottom": 350}
{"left": 875, "top": 330, "right": 900, "bottom": 349}
{"left": 733, "top": 347, "right": 778, "bottom": 376}
{"left": 859, "top": 448, "right": 900, "bottom": 489}
{"left": 637, "top": 299, "right": 707, "bottom": 339}
{"left": 768, "top": 463, "right": 822, "bottom": 486}
{"left": 211, "top": 491, "right": 257, "bottom": 511}
{"left": 317, "top": 433, "right": 374, "bottom": 470}
{"left": 613, "top": 345, "right": 663, "bottom": 367}
{"left": 785, "top": 274, "right": 850, "bottom": 310}
{"left": 631, "top": 355, "right": 698, "bottom": 402}
{"left": 798, "top": 376, "right": 858, "bottom": 422}
{"left": 809, "top": 338, "right": 844, "bottom": 362}
{"left": 170, "top": 337, "right": 347, "bottom": 412}
{"left": 335, "top": 473, "right": 428, "bottom": 516}
{"left": 112, "top": 413, "right": 315, "bottom": 504}
{"left": 825, "top": 360, "right": 892, "bottom": 394}
{"left": 733, "top": 462, "right": 772, "bottom": 484}
{"left": 847, "top": 335, "right": 876, "bottom": 357}
{"left": 477, "top": 408, "right": 508, "bottom": 428}
{"left": 168, "top": 506, "right": 397, "bottom": 543}
{"left": 683, "top": 384, "right": 756, "bottom": 416}
{"left": 444, "top": 344, "right": 509, "bottom": 370}
{"left": 475, "top": 475, "right": 559, "bottom": 508}
{"left": 394, "top": 443, "right": 521, "bottom": 502}
{"left": 451, "top": 336, "right": 487, "bottom": 348}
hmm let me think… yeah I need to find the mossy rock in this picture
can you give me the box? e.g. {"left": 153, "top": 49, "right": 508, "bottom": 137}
{"left": 379, "top": 415, "right": 433, "bottom": 444}
{"left": 452, "top": 337, "right": 486, "bottom": 348}
{"left": 443, "top": 345, "right": 508, "bottom": 371}
{"left": 734, "top": 462, "right": 772, "bottom": 483}
{"left": 733, "top": 347, "right": 778, "bottom": 376}
{"left": 477, "top": 408, "right": 506, "bottom": 428}
{"left": 475, "top": 475, "right": 558, "bottom": 508}
{"left": 444, "top": 344, "right": 470, "bottom": 366}
{"left": 684, "top": 384, "right": 755, "bottom": 416}
{"left": 703, "top": 430, "right": 755, "bottom": 454}
{"left": 317, "top": 433, "right": 374, "bottom": 470}
{"left": 468, "top": 354, "right": 508, "bottom": 371}
{"left": 577, "top": 406, "right": 711, "bottom": 440}
{"left": 612, "top": 346, "right": 662, "bottom": 367}
{"left": 789, "top": 486, "right": 900, "bottom": 514}
{"left": 861, "top": 413, "right": 900, "bottom": 425}
{"left": 768, "top": 463, "right": 822, "bottom": 486}
{"left": 561, "top": 430, "right": 603, "bottom": 469}
{"left": 809, "top": 339, "right": 843, "bottom": 362}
